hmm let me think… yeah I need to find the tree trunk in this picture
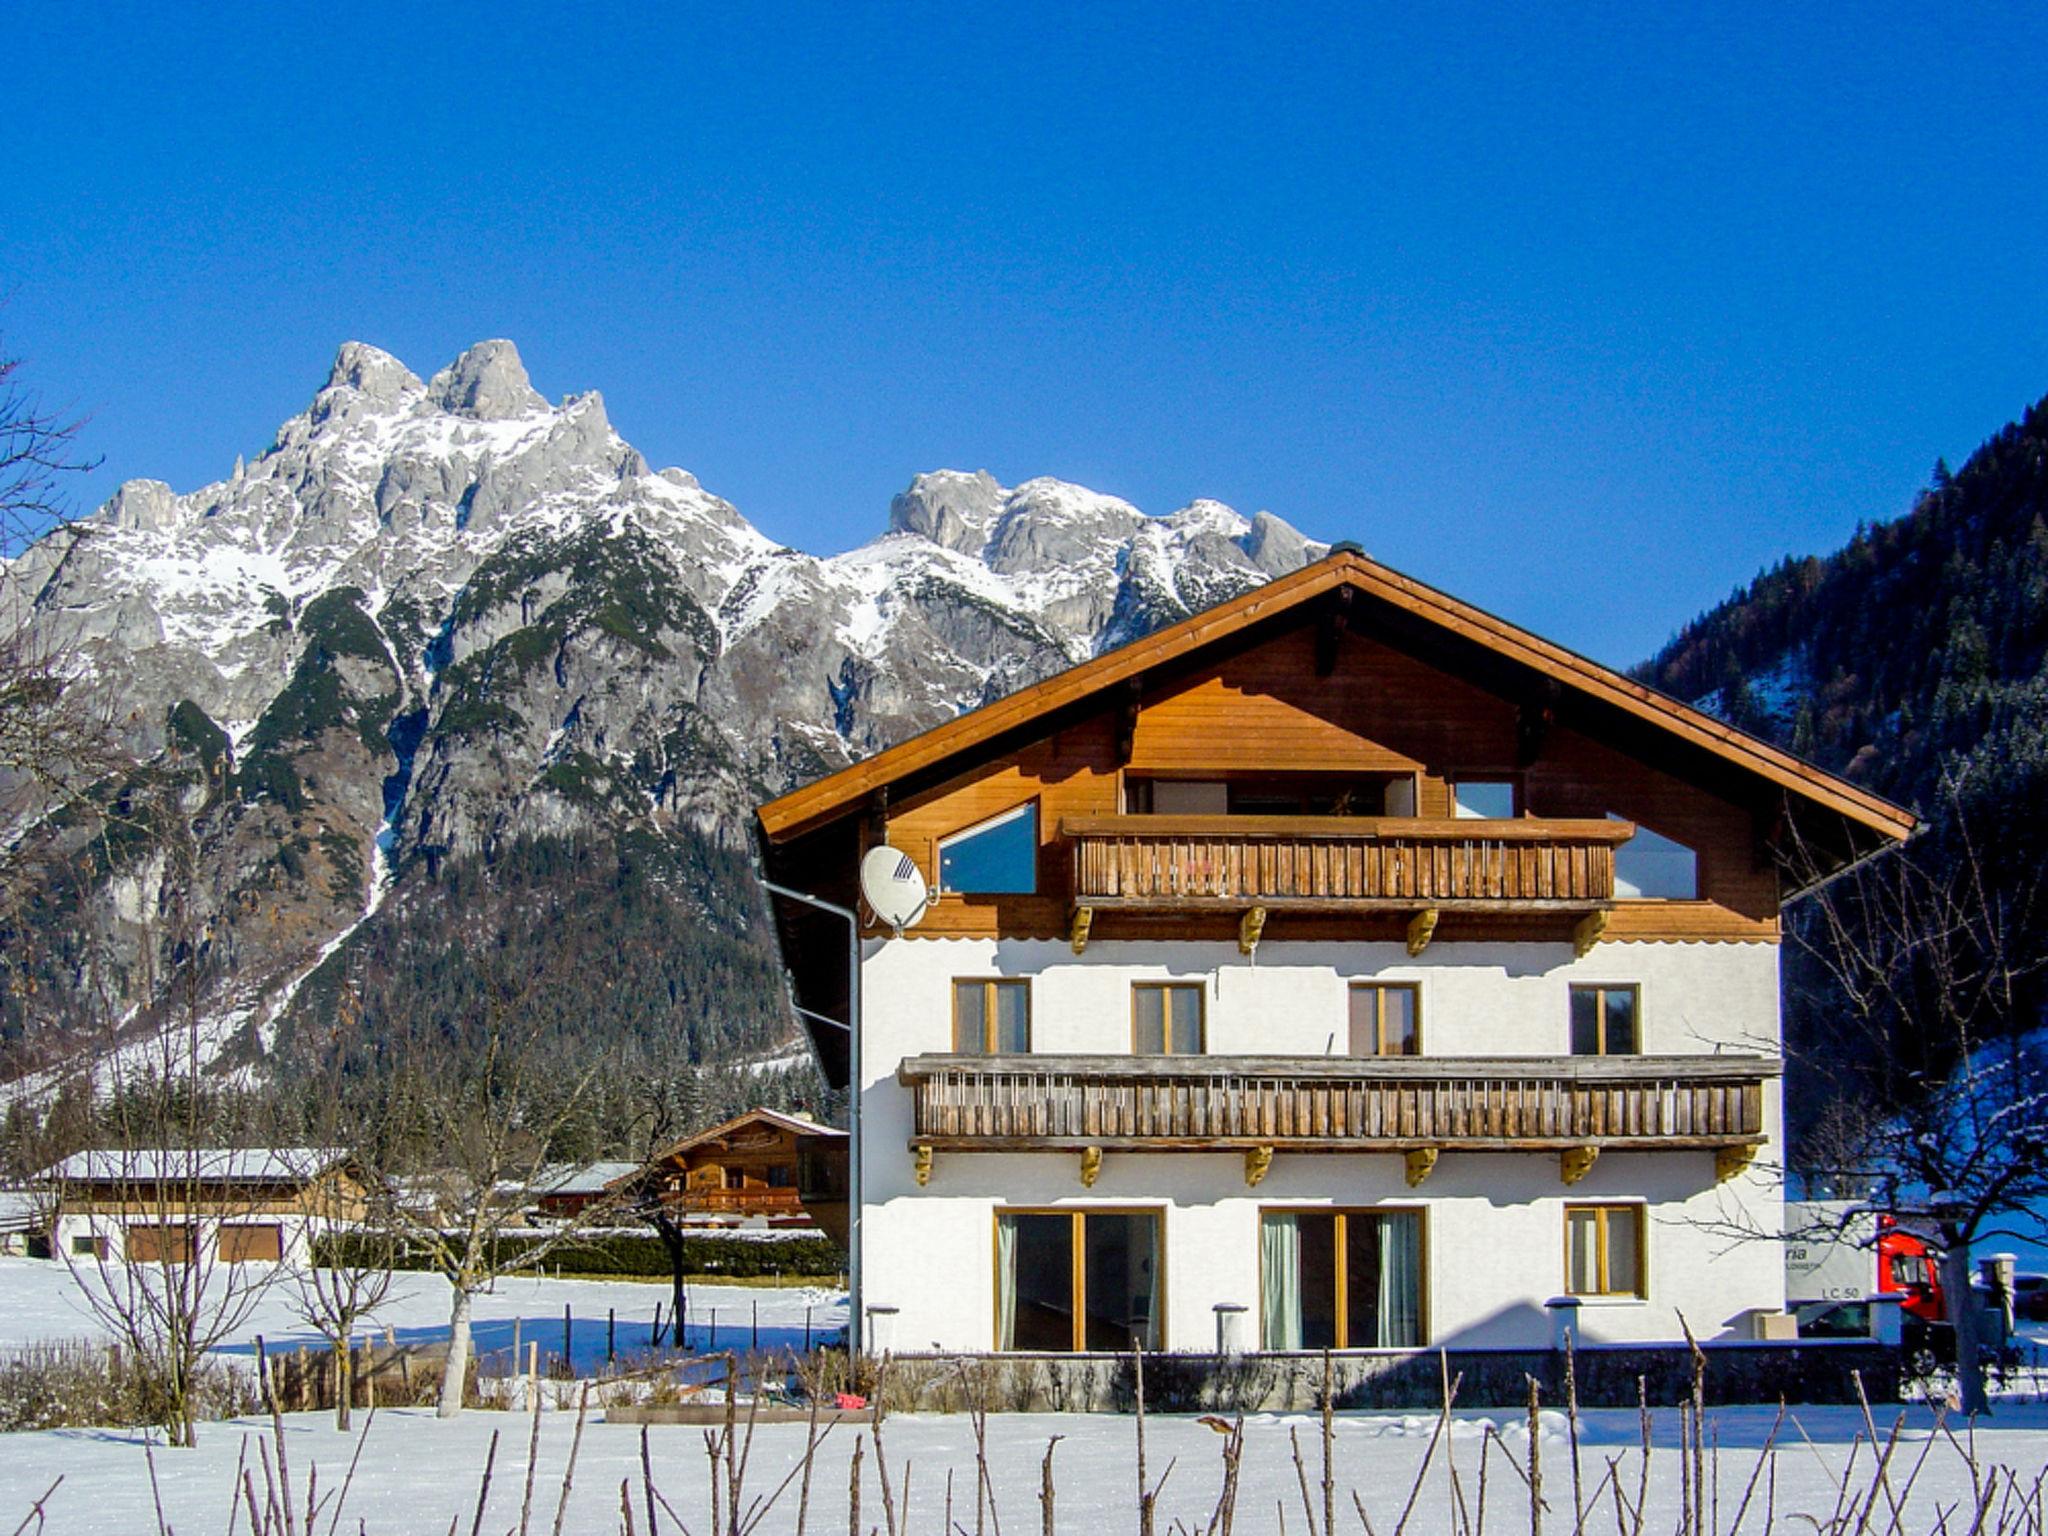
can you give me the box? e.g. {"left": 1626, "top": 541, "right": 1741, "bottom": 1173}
{"left": 654, "top": 1212, "right": 689, "bottom": 1350}
{"left": 1941, "top": 1242, "right": 1990, "bottom": 1416}
{"left": 334, "top": 1336, "right": 353, "bottom": 1432}
{"left": 440, "top": 1287, "right": 474, "bottom": 1419}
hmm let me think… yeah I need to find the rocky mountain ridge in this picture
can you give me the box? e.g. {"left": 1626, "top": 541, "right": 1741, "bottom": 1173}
{"left": 1, "top": 339, "right": 1323, "bottom": 1082}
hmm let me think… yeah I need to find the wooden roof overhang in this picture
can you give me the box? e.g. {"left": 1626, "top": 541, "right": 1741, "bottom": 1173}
{"left": 757, "top": 551, "right": 1916, "bottom": 1085}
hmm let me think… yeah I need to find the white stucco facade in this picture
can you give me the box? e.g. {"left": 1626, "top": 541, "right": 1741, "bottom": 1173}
{"left": 854, "top": 933, "right": 1786, "bottom": 1354}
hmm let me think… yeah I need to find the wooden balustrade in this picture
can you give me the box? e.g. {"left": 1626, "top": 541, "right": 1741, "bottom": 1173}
{"left": 898, "top": 1053, "right": 1773, "bottom": 1152}
{"left": 674, "top": 1187, "right": 806, "bottom": 1213}
{"left": 1063, "top": 815, "right": 1631, "bottom": 911}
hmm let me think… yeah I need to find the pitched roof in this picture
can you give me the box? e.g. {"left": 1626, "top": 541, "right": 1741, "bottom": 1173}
{"left": 610, "top": 1108, "right": 847, "bottom": 1190}
{"left": 39, "top": 1147, "right": 349, "bottom": 1185}
{"left": 756, "top": 549, "right": 1915, "bottom": 847}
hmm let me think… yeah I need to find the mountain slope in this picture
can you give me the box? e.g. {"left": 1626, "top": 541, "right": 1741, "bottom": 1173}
{"left": 0, "top": 340, "right": 1322, "bottom": 1091}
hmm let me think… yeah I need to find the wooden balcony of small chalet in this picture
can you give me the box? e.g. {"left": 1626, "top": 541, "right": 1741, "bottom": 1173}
{"left": 897, "top": 1053, "right": 1777, "bottom": 1188}
{"left": 1063, "top": 814, "right": 1636, "bottom": 954}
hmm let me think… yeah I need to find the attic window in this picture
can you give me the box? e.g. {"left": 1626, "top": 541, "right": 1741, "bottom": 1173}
{"left": 1612, "top": 815, "right": 1699, "bottom": 900}
{"left": 937, "top": 804, "right": 1038, "bottom": 894}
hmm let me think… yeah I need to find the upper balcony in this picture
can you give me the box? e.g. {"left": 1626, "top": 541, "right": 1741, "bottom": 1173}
{"left": 1063, "top": 814, "right": 1634, "bottom": 952}
{"left": 897, "top": 1051, "right": 1776, "bottom": 1188}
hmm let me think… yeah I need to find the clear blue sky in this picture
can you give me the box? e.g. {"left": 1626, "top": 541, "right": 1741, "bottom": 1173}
{"left": 10, "top": 4, "right": 2047, "bottom": 665}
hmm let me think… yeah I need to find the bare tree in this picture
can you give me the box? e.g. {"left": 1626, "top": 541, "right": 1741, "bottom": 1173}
{"left": 280, "top": 1044, "right": 400, "bottom": 1432}
{"left": 1789, "top": 768, "right": 2048, "bottom": 1414}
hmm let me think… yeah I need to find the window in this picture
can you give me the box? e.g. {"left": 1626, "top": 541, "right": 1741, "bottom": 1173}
{"left": 1570, "top": 985, "right": 1638, "bottom": 1055}
{"left": 954, "top": 979, "right": 1030, "bottom": 1054}
{"left": 219, "top": 1224, "right": 283, "bottom": 1264}
{"left": 997, "top": 1209, "right": 1162, "bottom": 1351}
{"left": 69, "top": 1233, "right": 106, "bottom": 1259}
{"left": 1261, "top": 1210, "right": 1424, "bottom": 1348}
{"left": 1611, "top": 814, "right": 1698, "bottom": 899}
{"left": 1133, "top": 983, "right": 1204, "bottom": 1054}
{"left": 1566, "top": 1204, "right": 1645, "bottom": 1297}
{"left": 126, "top": 1224, "right": 196, "bottom": 1266}
{"left": 937, "top": 804, "right": 1038, "bottom": 894}
{"left": 1451, "top": 778, "right": 1518, "bottom": 819}
{"left": 768, "top": 1165, "right": 796, "bottom": 1188}
{"left": 1348, "top": 983, "right": 1419, "bottom": 1056}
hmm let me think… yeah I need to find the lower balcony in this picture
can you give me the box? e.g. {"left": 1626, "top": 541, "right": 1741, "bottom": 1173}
{"left": 897, "top": 1053, "right": 1775, "bottom": 1186}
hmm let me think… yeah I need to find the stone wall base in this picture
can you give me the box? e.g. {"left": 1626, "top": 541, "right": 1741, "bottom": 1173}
{"left": 874, "top": 1343, "right": 1901, "bottom": 1414}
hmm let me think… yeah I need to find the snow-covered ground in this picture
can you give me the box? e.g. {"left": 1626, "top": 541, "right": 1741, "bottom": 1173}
{"left": 6, "top": 1399, "right": 2048, "bottom": 1535}
{"left": 0, "top": 1257, "right": 845, "bottom": 1372}
{"left": 10, "top": 1258, "right": 2048, "bottom": 1532}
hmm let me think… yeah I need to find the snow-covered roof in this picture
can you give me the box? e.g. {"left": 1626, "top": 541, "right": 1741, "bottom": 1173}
{"left": 533, "top": 1161, "right": 642, "bottom": 1197}
{"left": 38, "top": 1147, "right": 349, "bottom": 1186}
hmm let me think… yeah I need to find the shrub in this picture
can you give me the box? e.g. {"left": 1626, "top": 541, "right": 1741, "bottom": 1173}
{"left": 312, "top": 1228, "right": 846, "bottom": 1281}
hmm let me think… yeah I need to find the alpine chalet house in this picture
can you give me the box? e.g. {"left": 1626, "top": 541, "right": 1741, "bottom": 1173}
{"left": 756, "top": 549, "right": 1912, "bottom": 1384}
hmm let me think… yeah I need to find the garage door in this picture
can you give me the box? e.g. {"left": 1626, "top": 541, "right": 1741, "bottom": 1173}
{"left": 219, "top": 1224, "right": 284, "bottom": 1264}
{"left": 126, "top": 1224, "right": 197, "bottom": 1264}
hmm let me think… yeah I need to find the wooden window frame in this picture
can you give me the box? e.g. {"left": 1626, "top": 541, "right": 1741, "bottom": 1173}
{"left": 934, "top": 802, "right": 1039, "bottom": 895}
{"left": 1131, "top": 981, "right": 1206, "bottom": 1055}
{"left": 1564, "top": 1203, "right": 1647, "bottom": 1298}
{"left": 1348, "top": 982, "right": 1421, "bottom": 1056}
{"left": 952, "top": 977, "right": 1031, "bottom": 1054}
{"left": 993, "top": 1206, "right": 1167, "bottom": 1353}
{"left": 1258, "top": 1206, "right": 1430, "bottom": 1349}
{"left": 1569, "top": 984, "right": 1640, "bottom": 1056}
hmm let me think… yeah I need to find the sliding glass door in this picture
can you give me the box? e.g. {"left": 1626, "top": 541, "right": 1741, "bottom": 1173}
{"left": 1261, "top": 1210, "right": 1423, "bottom": 1349}
{"left": 997, "top": 1210, "right": 1162, "bottom": 1351}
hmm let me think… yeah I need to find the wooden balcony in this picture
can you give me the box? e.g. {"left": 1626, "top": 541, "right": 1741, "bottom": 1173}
{"left": 1064, "top": 815, "right": 1632, "bottom": 913}
{"left": 898, "top": 1053, "right": 1774, "bottom": 1160}
{"left": 672, "top": 1187, "right": 805, "bottom": 1215}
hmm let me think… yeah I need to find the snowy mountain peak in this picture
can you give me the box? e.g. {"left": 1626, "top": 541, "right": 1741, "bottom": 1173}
{"left": 8, "top": 337, "right": 1338, "bottom": 1082}
{"left": 888, "top": 469, "right": 1006, "bottom": 555}
{"left": 323, "top": 341, "right": 423, "bottom": 401}
{"left": 425, "top": 339, "right": 548, "bottom": 421}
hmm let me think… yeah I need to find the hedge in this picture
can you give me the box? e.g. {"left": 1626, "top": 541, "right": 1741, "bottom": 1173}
{"left": 312, "top": 1229, "right": 846, "bottom": 1280}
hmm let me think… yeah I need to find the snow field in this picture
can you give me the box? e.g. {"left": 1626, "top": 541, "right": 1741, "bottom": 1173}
{"left": 7, "top": 1400, "right": 2048, "bottom": 1535}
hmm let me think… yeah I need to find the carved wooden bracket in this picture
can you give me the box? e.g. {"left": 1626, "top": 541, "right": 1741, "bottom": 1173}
{"left": 1715, "top": 1144, "right": 1758, "bottom": 1183}
{"left": 1079, "top": 1146, "right": 1103, "bottom": 1188}
{"left": 1244, "top": 1145, "right": 1273, "bottom": 1187}
{"left": 1238, "top": 906, "right": 1267, "bottom": 957}
{"left": 1114, "top": 675, "right": 1144, "bottom": 765}
{"left": 1406, "top": 908, "right": 1440, "bottom": 957}
{"left": 1517, "top": 679, "right": 1561, "bottom": 767}
{"left": 1070, "top": 905, "right": 1094, "bottom": 956}
{"left": 1560, "top": 1145, "right": 1599, "bottom": 1185}
{"left": 1316, "top": 587, "right": 1355, "bottom": 677}
{"left": 1404, "top": 1147, "right": 1439, "bottom": 1187}
{"left": 1573, "top": 909, "right": 1609, "bottom": 959}
{"left": 913, "top": 1145, "right": 933, "bottom": 1187}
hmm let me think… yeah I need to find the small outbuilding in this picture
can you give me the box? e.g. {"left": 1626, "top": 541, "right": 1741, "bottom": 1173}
{"left": 40, "top": 1147, "right": 369, "bottom": 1267}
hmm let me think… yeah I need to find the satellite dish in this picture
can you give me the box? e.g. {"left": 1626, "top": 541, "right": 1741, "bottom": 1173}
{"left": 859, "top": 845, "right": 931, "bottom": 932}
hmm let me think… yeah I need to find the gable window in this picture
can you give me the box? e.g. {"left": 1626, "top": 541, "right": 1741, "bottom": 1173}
{"left": 954, "top": 979, "right": 1030, "bottom": 1054}
{"left": 1348, "top": 983, "right": 1419, "bottom": 1056}
{"left": 1451, "top": 778, "right": 1518, "bottom": 819}
{"left": 997, "top": 1209, "right": 1162, "bottom": 1351}
{"left": 1133, "top": 982, "right": 1204, "bottom": 1054}
{"left": 1566, "top": 1204, "right": 1645, "bottom": 1297}
{"left": 1611, "top": 814, "right": 1699, "bottom": 900}
{"left": 1570, "top": 985, "right": 1638, "bottom": 1056}
{"left": 937, "top": 804, "right": 1038, "bottom": 894}
{"left": 1260, "top": 1209, "right": 1424, "bottom": 1349}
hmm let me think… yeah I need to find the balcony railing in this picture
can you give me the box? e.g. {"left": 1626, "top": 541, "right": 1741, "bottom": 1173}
{"left": 898, "top": 1053, "right": 1774, "bottom": 1152}
{"left": 1064, "top": 815, "right": 1632, "bottom": 912}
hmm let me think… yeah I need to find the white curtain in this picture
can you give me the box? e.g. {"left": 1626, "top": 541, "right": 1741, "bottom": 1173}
{"left": 1377, "top": 1212, "right": 1423, "bottom": 1348}
{"left": 1261, "top": 1214, "right": 1301, "bottom": 1350}
{"left": 995, "top": 1216, "right": 1018, "bottom": 1351}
